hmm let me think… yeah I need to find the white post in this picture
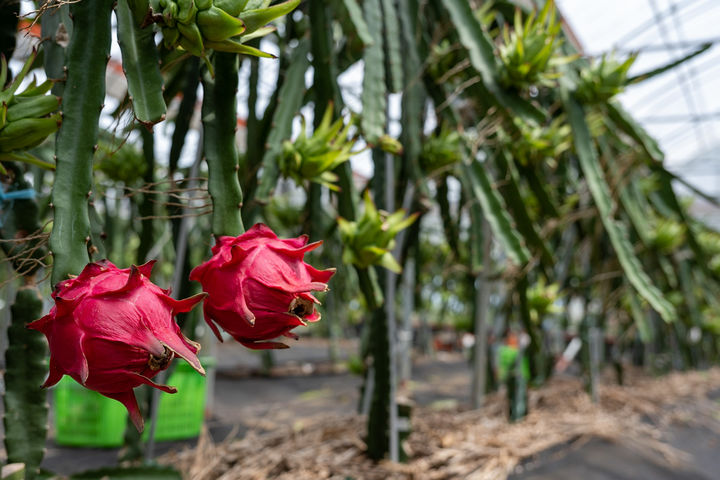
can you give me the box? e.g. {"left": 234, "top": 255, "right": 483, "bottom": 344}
{"left": 385, "top": 154, "right": 399, "bottom": 463}
{"left": 399, "top": 258, "right": 415, "bottom": 384}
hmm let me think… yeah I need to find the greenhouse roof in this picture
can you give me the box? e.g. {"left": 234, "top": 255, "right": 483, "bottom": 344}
{"left": 557, "top": 0, "right": 720, "bottom": 195}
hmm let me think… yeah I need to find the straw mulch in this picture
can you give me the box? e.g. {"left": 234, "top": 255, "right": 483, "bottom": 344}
{"left": 159, "top": 368, "right": 720, "bottom": 480}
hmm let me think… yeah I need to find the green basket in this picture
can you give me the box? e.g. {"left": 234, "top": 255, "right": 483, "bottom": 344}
{"left": 53, "top": 358, "right": 214, "bottom": 447}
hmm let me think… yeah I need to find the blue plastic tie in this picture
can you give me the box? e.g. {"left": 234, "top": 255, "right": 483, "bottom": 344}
{"left": 0, "top": 188, "right": 36, "bottom": 202}
{"left": 0, "top": 188, "right": 36, "bottom": 228}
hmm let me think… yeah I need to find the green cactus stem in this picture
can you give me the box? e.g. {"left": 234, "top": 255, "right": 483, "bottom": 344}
{"left": 136, "top": 128, "right": 156, "bottom": 263}
{"left": 365, "top": 151, "right": 390, "bottom": 461}
{"left": 3, "top": 286, "right": 48, "bottom": 480}
{"left": 360, "top": 0, "right": 386, "bottom": 145}
{"left": 40, "top": 1, "right": 72, "bottom": 97}
{"left": 49, "top": 0, "right": 114, "bottom": 285}
{"left": 309, "top": 0, "right": 341, "bottom": 119}
{"left": 116, "top": 0, "right": 168, "bottom": 127}
{"left": 201, "top": 52, "right": 244, "bottom": 237}
{"left": 365, "top": 305, "right": 391, "bottom": 460}
{"left": 168, "top": 57, "right": 201, "bottom": 177}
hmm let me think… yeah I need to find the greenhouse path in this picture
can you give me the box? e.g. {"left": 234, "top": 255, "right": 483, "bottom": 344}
{"left": 510, "top": 427, "right": 720, "bottom": 480}
{"left": 36, "top": 339, "right": 720, "bottom": 478}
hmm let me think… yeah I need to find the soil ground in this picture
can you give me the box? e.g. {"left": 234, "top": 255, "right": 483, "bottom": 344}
{"left": 34, "top": 338, "right": 720, "bottom": 478}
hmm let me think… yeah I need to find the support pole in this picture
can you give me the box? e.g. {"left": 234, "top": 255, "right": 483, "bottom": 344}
{"left": 399, "top": 258, "right": 415, "bottom": 383}
{"left": 385, "top": 154, "right": 399, "bottom": 463}
{"left": 471, "top": 219, "right": 491, "bottom": 409}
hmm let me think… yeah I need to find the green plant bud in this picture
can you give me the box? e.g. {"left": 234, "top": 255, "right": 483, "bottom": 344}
{"left": 197, "top": 5, "right": 245, "bottom": 41}
{"left": 0, "top": 113, "right": 61, "bottom": 152}
{"left": 0, "top": 104, "right": 7, "bottom": 131}
{"left": 649, "top": 218, "right": 685, "bottom": 253}
{"left": 527, "top": 280, "right": 561, "bottom": 323}
{"left": 96, "top": 133, "right": 147, "bottom": 184}
{"left": 338, "top": 191, "right": 417, "bottom": 272}
{"left": 502, "top": 115, "right": 571, "bottom": 167}
{"left": 176, "top": 0, "right": 198, "bottom": 23}
{"left": 709, "top": 255, "right": 720, "bottom": 275}
{"left": 698, "top": 231, "right": 720, "bottom": 255}
{"left": 420, "top": 128, "right": 461, "bottom": 173}
{"left": 162, "top": 26, "right": 180, "bottom": 47}
{"left": 6, "top": 95, "right": 60, "bottom": 122}
{"left": 177, "top": 21, "right": 205, "bottom": 56}
{"left": 377, "top": 134, "right": 403, "bottom": 155}
{"left": 237, "top": 0, "right": 299, "bottom": 35}
{"left": 0, "top": 49, "right": 40, "bottom": 105}
{"left": 239, "top": 25, "right": 275, "bottom": 43}
{"left": 194, "top": 0, "right": 212, "bottom": 10}
{"left": 213, "top": 0, "right": 250, "bottom": 16}
{"left": 162, "top": 1, "right": 178, "bottom": 26}
{"left": 497, "top": 0, "right": 574, "bottom": 90}
{"left": 15, "top": 78, "right": 53, "bottom": 98}
{"left": 575, "top": 53, "right": 637, "bottom": 104}
{"left": 245, "top": 1, "right": 273, "bottom": 11}
{"left": 204, "top": 38, "right": 274, "bottom": 57}
{"left": 279, "top": 105, "right": 361, "bottom": 190}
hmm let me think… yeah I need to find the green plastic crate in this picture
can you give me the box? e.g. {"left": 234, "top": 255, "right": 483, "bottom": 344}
{"left": 53, "top": 358, "right": 214, "bottom": 447}
{"left": 53, "top": 376, "right": 128, "bottom": 447}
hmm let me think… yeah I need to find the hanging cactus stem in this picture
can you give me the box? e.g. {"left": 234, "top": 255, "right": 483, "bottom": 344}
{"left": 116, "top": 0, "right": 168, "bottom": 127}
{"left": 201, "top": 51, "right": 245, "bottom": 237}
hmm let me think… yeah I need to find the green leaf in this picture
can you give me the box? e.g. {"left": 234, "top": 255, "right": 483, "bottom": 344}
{"left": 563, "top": 88, "right": 677, "bottom": 322}
{"left": 461, "top": 158, "right": 530, "bottom": 265}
